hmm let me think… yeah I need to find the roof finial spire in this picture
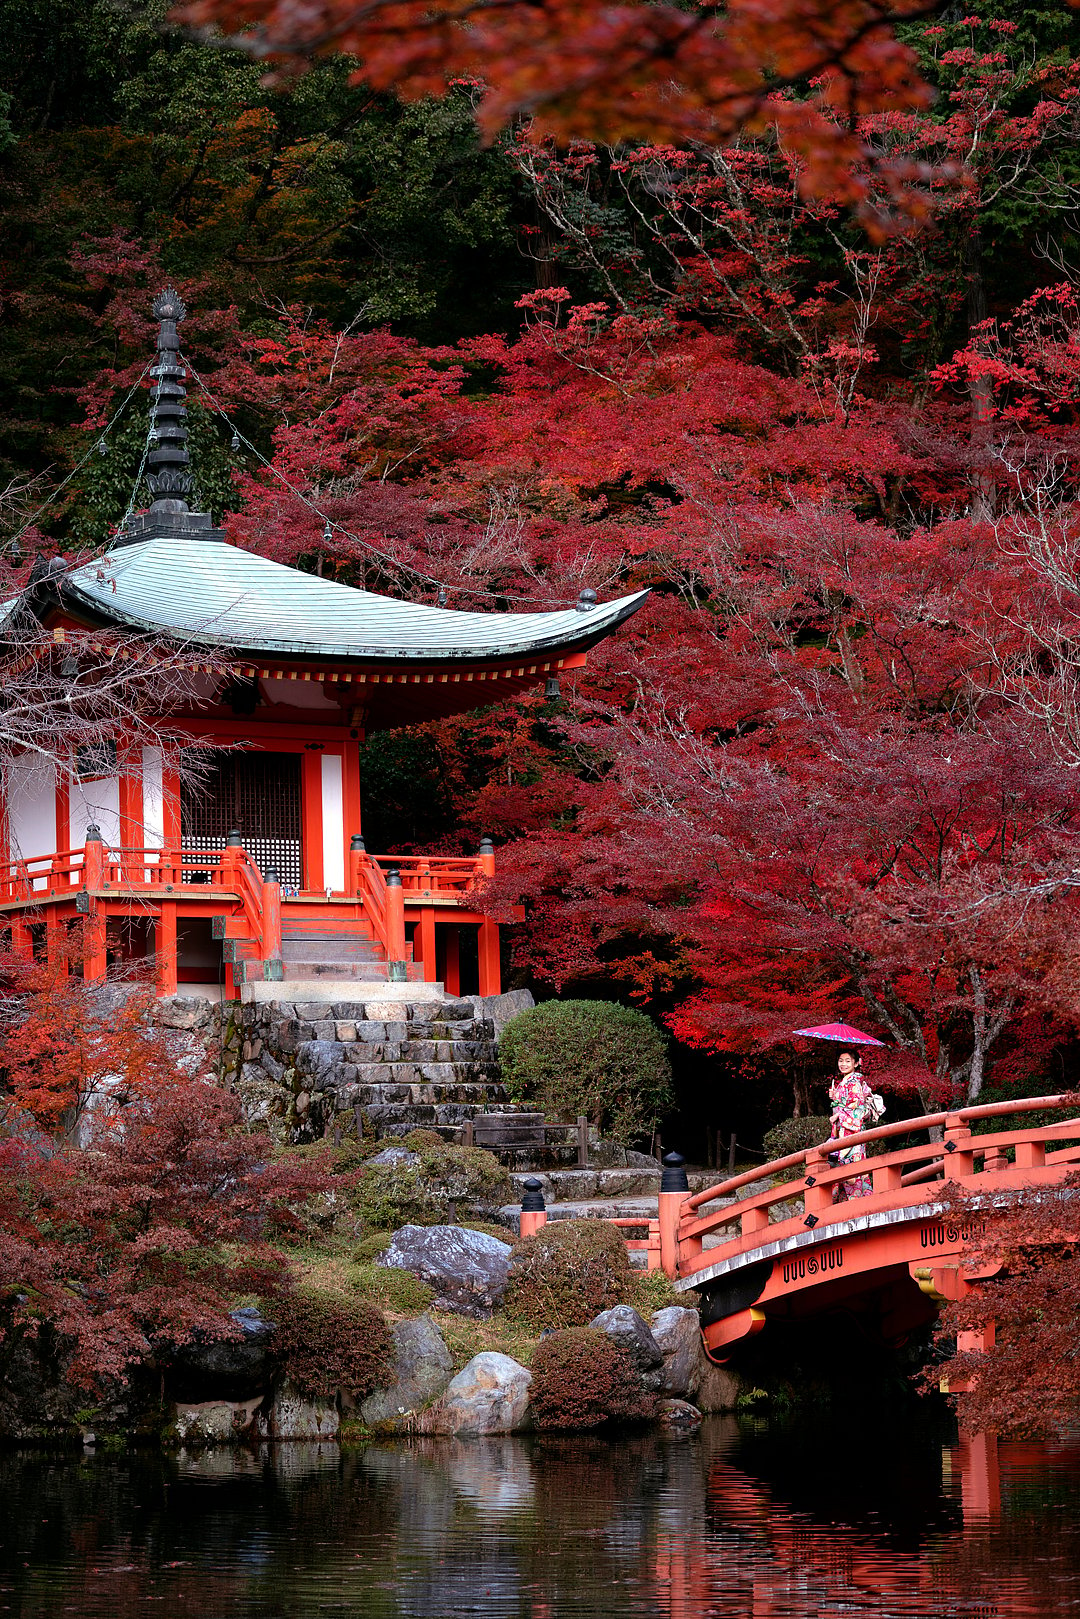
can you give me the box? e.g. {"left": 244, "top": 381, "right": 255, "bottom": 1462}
{"left": 147, "top": 287, "right": 192, "bottom": 514}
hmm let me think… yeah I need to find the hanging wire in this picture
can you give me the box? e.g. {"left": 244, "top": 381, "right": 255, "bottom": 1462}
{"left": 180, "top": 353, "right": 557, "bottom": 609}
{"left": 119, "top": 406, "right": 158, "bottom": 533}
{"left": 10, "top": 363, "right": 155, "bottom": 550}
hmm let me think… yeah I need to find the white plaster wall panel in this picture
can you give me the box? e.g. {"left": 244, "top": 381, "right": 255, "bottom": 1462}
{"left": 142, "top": 746, "right": 164, "bottom": 849}
{"left": 7, "top": 758, "right": 57, "bottom": 888}
{"left": 69, "top": 776, "right": 121, "bottom": 851}
{"left": 321, "top": 751, "right": 345, "bottom": 892}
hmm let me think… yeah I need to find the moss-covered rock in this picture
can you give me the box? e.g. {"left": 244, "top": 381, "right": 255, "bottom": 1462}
{"left": 356, "top": 1129, "right": 512, "bottom": 1229}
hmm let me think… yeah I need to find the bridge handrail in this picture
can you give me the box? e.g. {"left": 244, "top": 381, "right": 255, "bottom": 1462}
{"left": 683, "top": 1093, "right": 1078, "bottom": 1212}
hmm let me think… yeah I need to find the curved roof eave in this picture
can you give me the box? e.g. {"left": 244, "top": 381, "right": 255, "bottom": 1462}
{"left": 54, "top": 537, "right": 650, "bottom": 663}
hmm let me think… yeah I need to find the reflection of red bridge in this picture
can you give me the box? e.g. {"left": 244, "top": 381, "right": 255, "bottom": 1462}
{"left": 655, "top": 1097, "right": 1080, "bottom": 1361}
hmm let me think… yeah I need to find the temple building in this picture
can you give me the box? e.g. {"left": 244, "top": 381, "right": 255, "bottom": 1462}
{"left": 0, "top": 290, "right": 647, "bottom": 1000}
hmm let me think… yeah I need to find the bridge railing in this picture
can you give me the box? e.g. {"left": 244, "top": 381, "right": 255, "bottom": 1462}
{"left": 671, "top": 1094, "right": 1080, "bottom": 1281}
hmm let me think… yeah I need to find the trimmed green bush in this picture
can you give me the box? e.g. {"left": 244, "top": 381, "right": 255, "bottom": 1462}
{"left": 529, "top": 1328, "right": 656, "bottom": 1429}
{"left": 269, "top": 1290, "right": 393, "bottom": 1398}
{"left": 499, "top": 1000, "right": 673, "bottom": 1146}
{"left": 761, "top": 1115, "right": 832, "bottom": 1162}
{"left": 356, "top": 1129, "right": 512, "bottom": 1230}
{"left": 503, "top": 1218, "right": 635, "bottom": 1330}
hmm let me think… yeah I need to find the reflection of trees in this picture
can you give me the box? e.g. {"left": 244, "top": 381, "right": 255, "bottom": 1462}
{"left": 2, "top": 1426, "right": 1080, "bottom": 1618}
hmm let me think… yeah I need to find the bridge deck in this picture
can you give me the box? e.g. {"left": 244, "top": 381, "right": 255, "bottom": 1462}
{"left": 664, "top": 1096, "right": 1080, "bottom": 1358}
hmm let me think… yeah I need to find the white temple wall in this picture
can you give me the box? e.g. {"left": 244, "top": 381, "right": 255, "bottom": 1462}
{"left": 321, "top": 751, "right": 345, "bottom": 892}
{"left": 69, "top": 776, "right": 121, "bottom": 850}
{"left": 7, "top": 759, "right": 57, "bottom": 887}
{"left": 142, "top": 746, "right": 164, "bottom": 849}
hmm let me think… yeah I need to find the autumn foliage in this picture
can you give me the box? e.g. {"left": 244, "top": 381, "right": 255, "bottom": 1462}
{"left": 0, "top": 973, "right": 327, "bottom": 1391}
{"left": 931, "top": 1174, "right": 1080, "bottom": 1435}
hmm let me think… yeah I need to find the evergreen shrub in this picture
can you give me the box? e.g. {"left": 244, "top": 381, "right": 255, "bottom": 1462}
{"left": 270, "top": 1291, "right": 393, "bottom": 1398}
{"left": 498, "top": 1000, "right": 673, "bottom": 1146}
{"left": 529, "top": 1327, "right": 656, "bottom": 1429}
{"left": 761, "top": 1115, "right": 833, "bottom": 1162}
{"left": 503, "top": 1218, "right": 635, "bottom": 1330}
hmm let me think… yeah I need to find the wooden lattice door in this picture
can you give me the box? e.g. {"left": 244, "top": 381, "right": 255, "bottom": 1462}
{"left": 180, "top": 753, "right": 303, "bottom": 886}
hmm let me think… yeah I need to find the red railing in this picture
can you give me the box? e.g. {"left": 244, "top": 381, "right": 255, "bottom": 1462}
{"left": 372, "top": 854, "right": 485, "bottom": 898}
{"left": 669, "top": 1094, "right": 1080, "bottom": 1281}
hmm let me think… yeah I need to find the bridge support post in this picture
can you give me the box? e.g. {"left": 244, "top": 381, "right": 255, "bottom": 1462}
{"left": 659, "top": 1152, "right": 689, "bottom": 1278}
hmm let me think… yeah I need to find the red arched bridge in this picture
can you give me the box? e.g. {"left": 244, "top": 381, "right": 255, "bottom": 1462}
{"left": 649, "top": 1097, "right": 1080, "bottom": 1362}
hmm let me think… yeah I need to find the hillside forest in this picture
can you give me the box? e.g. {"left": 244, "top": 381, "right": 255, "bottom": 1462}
{"left": 4, "top": 0, "right": 1080, "bottom": 1139}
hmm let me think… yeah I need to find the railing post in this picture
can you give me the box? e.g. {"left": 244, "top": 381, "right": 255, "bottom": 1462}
{"left": 944, "top": 1114, "right": 974, "bottom": 1180}
{"left": 479, "top": 835, "right": 496, "bottom": 878}
{"left": 520, "top": 1176, "right": 548, "bottom": 1239}
{"left": 81, "top": 824, "right": 107, "bottom": 983}
{"left": 349, "top": 833, "right": 365, "bottom": 898}
{"left": 659, "top": 1152, "right": 689, "bottom": 1279}
{"left": 577, "top": 1115, "right": 589, "bottom": 1168}
{"left": 385, "top": 867, "right": 407, "bottom": 981}
{"left": 803, "top": 1149, "right": 833, "bottom": 1220}
{"left": 262, "top": 866, "right": 282, "bottom": 964}
{"left": 222, "top": 827, "right": 243, "bottom": 889}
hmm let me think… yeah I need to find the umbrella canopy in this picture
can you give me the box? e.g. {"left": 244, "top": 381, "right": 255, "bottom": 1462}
{"left": 792, "top": 1022, "right": 886, "bottom": 1046}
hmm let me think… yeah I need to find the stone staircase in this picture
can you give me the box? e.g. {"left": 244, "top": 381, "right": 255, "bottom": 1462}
{"left": 234, "top": 994, "right": 521, "bottom": 1141}
{"left": 279, "top": 921, "right": 425, "bottom": 985}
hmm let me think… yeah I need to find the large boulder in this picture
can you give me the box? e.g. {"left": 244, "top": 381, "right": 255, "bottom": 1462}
{"left": 359, "top": 1316, "right": 454, "bottom": 1428}
{"left": 650, "top": 1306, "right": 702, "bottom": 1397}
{"left": 379, "top": 1225, "right": 513, "bottom": 1317}
{"left": 432, "top": 1353, "right": 532, "bottom": 1435}
{"left": 255, "top": 1382, "right": 339, "bottom": 1441}
{"left": 174, "top": 1395, "right": 262, "bottom": 1448}
{"left": 168, "top": 1307, "right": 274, "bottom": 1400}
{"left": 589, "top": 1305, "right": 665, "bottom": 1391}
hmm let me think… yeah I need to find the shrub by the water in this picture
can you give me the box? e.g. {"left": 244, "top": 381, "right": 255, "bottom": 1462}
{"left": 499, "top": 1000, "right": 673, "bottom": 1146}
{"left": 357, "top": 1128, "right": 512, "bottom": 1229}
{"left": 761, "top": 1115, "right": 833, "bottom": 1162}
{"left": 503, "top": 1218, "right": 635, "bottom": 1330}
{"left": 270, "top": 1290, "right": 393, "bottom": 1398}
{"left": 529, "top": 1327, "right": 656, "bottom": 1429}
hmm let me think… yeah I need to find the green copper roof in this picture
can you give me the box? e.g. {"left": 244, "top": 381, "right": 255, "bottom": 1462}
{"left": 58, "top": 534, "right": 648, "bottom": 663}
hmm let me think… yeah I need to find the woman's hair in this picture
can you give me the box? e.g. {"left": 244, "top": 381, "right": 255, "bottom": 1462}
{"left": 837, "top": 1048, "right": 862, "bottom": 1066}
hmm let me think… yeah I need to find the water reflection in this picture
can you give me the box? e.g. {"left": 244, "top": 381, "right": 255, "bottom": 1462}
{"left": 1, "top": 1419, "right": 1079, "bottom": 1618}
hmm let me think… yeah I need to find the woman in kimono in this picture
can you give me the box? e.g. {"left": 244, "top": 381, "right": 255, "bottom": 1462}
{"left": 829, "top": 1049, "right": 876, "bottom": 1201}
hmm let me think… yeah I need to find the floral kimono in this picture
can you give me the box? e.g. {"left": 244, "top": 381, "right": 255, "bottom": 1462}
{"left": 829, "top": 1072, "right": 875, "bottom": 1201}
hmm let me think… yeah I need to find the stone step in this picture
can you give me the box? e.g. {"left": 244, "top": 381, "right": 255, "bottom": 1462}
{"left": 511, "top": 1167, "right": 662, "bottom": 1200}
{"left": 496, "top": 1195, "right": 660, "bottom": 1234}
{"left": 282, "top": 961, "right": 422, "bottom": 981}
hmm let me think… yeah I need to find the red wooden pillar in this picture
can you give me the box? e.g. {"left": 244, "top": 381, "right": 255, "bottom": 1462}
{"left": 478, "top": 919, "right": 501, "bottom": 996}
{"left": 444, "top": 925, "right": 460, "bottom": 996}
{"left": 476, "top": 836, "right": 500, "bottom": 994}
{"left": 45, "top": 907, "right": 62, "bottom": 968}
{"left": 301, "top": 750, "right": 323, "bottom": 891}
{"left": 82, "top": 826, "right": 107, "bottom": 983}
{"left": 10, "top": 918, "right": 32, "bottom": 962}
{"left": 418, "top": 905, "right": 436, "bottom": 982}
{"left": 156, "top": 902, "right": 178, "bottom": 997}
{"left": 118, "top": 758, "right": 143, "bottom": 883}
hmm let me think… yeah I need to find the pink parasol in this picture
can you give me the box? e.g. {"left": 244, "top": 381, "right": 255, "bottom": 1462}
{"left": 792, "top": 1022, "right": 886, "bottom": 1046}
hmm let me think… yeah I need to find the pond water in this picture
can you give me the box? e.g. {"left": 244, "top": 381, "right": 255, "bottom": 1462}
{"left": 2, "top": 1416, "right": 1080, "bottom": 1618}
